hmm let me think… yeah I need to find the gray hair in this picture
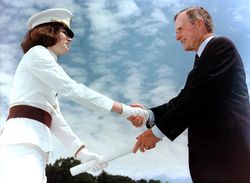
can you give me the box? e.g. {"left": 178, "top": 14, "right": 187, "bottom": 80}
{"left": 174, "top": 7, "right": 214, "bottom": 33}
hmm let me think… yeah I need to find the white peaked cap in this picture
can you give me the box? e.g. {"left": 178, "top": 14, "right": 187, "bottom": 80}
{"left": 27, "top": 8, "right": 74, "bottom": 37}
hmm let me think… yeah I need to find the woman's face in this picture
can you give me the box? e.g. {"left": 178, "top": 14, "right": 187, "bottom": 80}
{"left": 48, "top": 28, "right": 72, "bottom": 56}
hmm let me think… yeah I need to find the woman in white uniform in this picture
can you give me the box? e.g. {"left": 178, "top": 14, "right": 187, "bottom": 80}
{"left": 0, "top": 8, "right": 148, "bottom": 183}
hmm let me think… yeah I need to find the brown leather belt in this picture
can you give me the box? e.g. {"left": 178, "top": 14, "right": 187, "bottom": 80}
{"left": 7, "top": 105, "right": 52, "bottom": 128}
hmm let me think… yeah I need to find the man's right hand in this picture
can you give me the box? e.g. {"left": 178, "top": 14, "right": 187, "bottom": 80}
{"left": 127, "top": 103, "right": 147, "bottom": 127}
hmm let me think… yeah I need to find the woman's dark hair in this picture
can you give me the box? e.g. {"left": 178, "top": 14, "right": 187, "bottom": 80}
{"left": 21, "top": 22, "right": 69, "bottom": 53}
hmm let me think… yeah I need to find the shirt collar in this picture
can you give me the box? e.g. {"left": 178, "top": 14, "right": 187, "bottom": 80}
{"left": 197, "top": 35, "right": 214, "bottom": 57}
{"left": 48, "top": 49, "right": 58, "bottom": 62}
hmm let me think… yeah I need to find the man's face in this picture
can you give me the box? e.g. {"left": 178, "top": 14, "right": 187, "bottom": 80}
{"left": 175, "top": 12, "right": 201, "bottom": 52}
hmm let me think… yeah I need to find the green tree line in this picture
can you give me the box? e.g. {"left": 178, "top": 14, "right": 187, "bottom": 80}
{"left": 46, "top": 157, "right": 170, "bottom": 183}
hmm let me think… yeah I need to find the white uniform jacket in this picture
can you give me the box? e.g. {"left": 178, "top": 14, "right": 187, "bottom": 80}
{"left": 0, "top": 45, "right": 114, "bottom": 155}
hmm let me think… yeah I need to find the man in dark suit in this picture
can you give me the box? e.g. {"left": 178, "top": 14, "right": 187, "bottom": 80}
{"left": 129, "top": 6, "right": 250, "bottom": 183}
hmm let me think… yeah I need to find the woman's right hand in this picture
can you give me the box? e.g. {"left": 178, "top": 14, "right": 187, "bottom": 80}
{"left": 125, "top": 103, "right": 148, "bottom": 127}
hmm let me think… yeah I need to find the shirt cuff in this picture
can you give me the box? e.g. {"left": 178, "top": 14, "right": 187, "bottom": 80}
{"left": 147, "top": 110, "right": 155, "bottom": 127}
{"left": 152, "top": 125, "right": 164, "bottom": 139}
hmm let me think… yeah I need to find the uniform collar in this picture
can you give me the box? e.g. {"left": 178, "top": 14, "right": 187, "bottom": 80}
{"left": 48, "top": 49, "right": 58, "bottom": 62}
{"left": 197, "top": 35, "right": 214, "bottom": 57}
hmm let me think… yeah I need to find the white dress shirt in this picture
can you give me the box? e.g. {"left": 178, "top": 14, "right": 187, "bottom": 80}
{"left": 0, "top": 45, "right": 114, "bottom": 155}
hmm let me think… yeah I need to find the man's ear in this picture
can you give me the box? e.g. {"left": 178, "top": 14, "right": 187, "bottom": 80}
{"left": 195, "top": 18, "right": 205, "bottom": 30}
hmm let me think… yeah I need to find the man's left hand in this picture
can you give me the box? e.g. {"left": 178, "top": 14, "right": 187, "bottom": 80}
{"left": 133, "top": 129, "right": 160, "bottom": 153}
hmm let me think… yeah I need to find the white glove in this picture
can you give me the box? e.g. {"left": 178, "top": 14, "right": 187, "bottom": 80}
{"left": 76, "top": 148, "right": 108, "bottom": 172}
{"left": 121, "top": 103, "right": 149, "bottom": 125}
{"left": 89, "top": 159, "right": 108, "bottom": 172}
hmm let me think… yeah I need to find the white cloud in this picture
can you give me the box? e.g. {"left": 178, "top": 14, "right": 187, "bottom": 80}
{"left": 115, "top": 0, "right": 141, "bottom": 19}
{"left": 151, "top": 8, "right": 169, "bottom": 24}
{"left": 231, "top": 6, "right": 250, "bottom": 30}
{"left": 151, "top": 0, "right": 184, "bottom": 13}
{"left": 0, "top": 43, "right": 21, "bottom": 121}
{"left": 146, "top": 37, "right": 167, "bottom": 50}
{"left": 122, "top": 65, "right": 147, "bottom": 103}
{"left": 130, "top": 7, "right": 169, "bottom": 36}
{"left": 85, "top": 0, "right": 127, "bottom": 50}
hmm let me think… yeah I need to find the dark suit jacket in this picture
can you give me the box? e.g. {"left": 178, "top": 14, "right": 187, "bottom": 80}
{"left": 151, "top": 37, "right": 250, "bottom": 182}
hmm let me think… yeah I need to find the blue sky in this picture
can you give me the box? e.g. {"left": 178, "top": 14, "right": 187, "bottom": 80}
{"left": 0, "top": 0, "right": 250, "bottom": 182}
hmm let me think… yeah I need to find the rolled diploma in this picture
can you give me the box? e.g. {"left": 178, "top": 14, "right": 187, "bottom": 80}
{"left": 70, "top": 143, "right": 134, "bottom": 176}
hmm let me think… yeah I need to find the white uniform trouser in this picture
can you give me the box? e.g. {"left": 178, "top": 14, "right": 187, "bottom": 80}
{"left": 0, "top": 143, "right": 48, "bottom": 183}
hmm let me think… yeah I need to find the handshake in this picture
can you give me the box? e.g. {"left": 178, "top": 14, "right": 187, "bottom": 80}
{"left": 72, "top": 103, "right": 152, "bottom": 175}
{"left": 120, "top": 103, "right": 149, "bottom": 128}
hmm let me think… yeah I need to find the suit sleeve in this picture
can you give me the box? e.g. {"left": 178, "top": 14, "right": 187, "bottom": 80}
{"left": 153, "top": 37, "right": 238, "bottom": 140}
{"left": 150, "top": 88, "right": 186, "bottom": 122}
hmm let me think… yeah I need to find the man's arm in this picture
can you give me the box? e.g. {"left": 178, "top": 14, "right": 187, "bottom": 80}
{"left": 153, "top": 37, "right": 238, "bottom": 141}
